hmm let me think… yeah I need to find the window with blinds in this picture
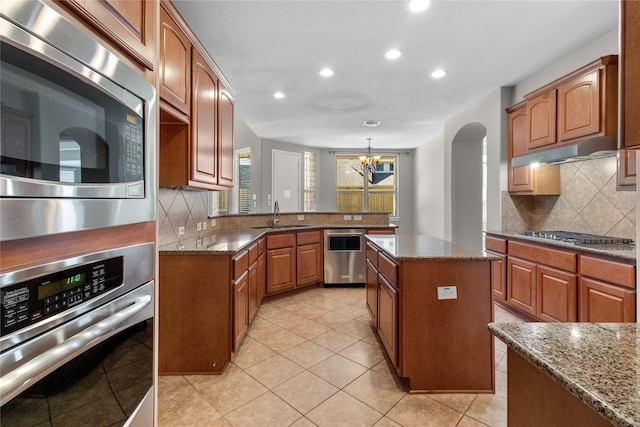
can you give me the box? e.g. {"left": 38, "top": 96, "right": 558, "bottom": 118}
{"left": 235, "top": 150, "right": 251, "bottom": 214}
{"left": 304, "top": 152, "right": 317, "bottom": 212}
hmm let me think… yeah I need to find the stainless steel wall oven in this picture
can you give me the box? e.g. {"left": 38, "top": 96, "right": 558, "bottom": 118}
{"left": 0, "top": 0, "right": 157, "bottom": 241}
{"left": 0, "top": 243, "right": 155, "bottom": 426}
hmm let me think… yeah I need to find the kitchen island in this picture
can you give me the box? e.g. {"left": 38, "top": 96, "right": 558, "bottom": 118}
{"left": 365, "top": 234, "right": 498, "bottom": 393}
{"left": 489, "top": 322, "right": 639, "bottom": 427}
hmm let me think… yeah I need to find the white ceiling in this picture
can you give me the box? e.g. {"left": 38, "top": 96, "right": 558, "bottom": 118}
{"left": 173, "top": 0, "right": 619, "bottom": 150}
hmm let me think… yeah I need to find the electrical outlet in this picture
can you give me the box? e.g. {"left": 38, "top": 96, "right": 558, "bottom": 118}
{"left": 354, "top": 215, "right": 362, "bottom": 221}
{"left": 298, "top": 214, "right": 305, "bottom": 220}
{"left": 196, "top": 222, "right": 202, "bottom": 231}
{"left": 210, "top": 218, "right": 216, "bottom": 227}
{"left": 437, "top": 286, "right": 458, "bottom": 300}
{"left": 178, "top": 226, "right": 185, "bottom": 236}
{"left": 202, "top": 222, "right": 207, "bottom": 230}
{"left": 343, "top": 215, "right": 352, "bottom": 220}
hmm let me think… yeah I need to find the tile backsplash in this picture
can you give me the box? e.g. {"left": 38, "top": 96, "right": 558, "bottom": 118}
{"left": 502, "top": 156, "right": 636, "bottom": 238}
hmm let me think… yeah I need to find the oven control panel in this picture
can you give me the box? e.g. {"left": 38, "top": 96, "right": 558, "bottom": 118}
{"left": 1, "top": 257, "right": 123, "bottom": 336}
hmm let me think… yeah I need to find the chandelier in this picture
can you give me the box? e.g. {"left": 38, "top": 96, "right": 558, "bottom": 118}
{"left": 359, "top": 138, "right": 381, "bottom": 175}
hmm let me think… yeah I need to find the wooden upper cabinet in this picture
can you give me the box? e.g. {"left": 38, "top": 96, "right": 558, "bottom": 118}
{"left": 191, "top": 48, "right": 219, "bottom": 186}
{"left": 507, "top": 102, "right": 560, "bottom": 195}
{"left": 621, "top": 0, "right": 640, "bottom": 148}
{"left": 557, "top": 69, "right": 600, "bottom": 141}
{"left": 617, "top": 149, "right": 636, "bottom": 191}
{"left": 160, "top": 6, "right": 191, "bottom": 115}
{"left": 526, "top": 90, "right": 557, "bottom": 149}
{"left": 64, "top": 0, "right": 155, "bottom": 70}
{"left": 217, "top": 84, "right": 235, "bottom": 188}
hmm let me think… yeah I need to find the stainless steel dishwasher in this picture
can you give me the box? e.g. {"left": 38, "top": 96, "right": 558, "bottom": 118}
{"left": 323, "top": 229, "right": 366, "bottom": 286}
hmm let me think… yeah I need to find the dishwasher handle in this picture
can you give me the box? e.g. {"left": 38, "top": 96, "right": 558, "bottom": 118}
{"left": 0, "top": 294, "right": 152, "bottom": 406}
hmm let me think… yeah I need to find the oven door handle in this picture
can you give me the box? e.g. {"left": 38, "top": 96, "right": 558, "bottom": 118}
{"left": 0, "top": 294, "right": 151, "bottom": 404}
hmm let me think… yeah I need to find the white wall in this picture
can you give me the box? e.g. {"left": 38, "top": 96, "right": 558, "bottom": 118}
{"left": 233, "top": 117, "right": 262, "bottom": 213}
{"left": 414, "top": 135, "right": 445, "bottom": 238}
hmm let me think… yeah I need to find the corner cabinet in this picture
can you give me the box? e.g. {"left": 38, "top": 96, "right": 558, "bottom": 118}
{"left": 507, "top": 102, "right": 560, "bottom": 195}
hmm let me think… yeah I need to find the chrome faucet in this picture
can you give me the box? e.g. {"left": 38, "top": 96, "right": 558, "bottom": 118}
{"left": 272, "top": 200, "right": 280, "bottom": 227}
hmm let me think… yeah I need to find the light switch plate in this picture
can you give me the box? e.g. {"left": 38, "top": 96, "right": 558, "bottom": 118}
{"left": 196, "top": 222, "right": 202, "bottom": 231}
{"left": 354, "top": 215, "right": 362, "bottom": 221}
{"left": 343, "top": 215, "right": 352, "bottom": 220}
{"left": 298, "top": 214, "right": 305, "bottom": 220}
{"left": 437, "top": 286, "right": 457, "bottom": 300}
{"left": 178, "top": 226, "right": 185, "bottom": 236}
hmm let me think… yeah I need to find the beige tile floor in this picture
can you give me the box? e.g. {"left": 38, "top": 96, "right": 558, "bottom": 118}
{"left": 158, "top": 286, "right": 525, "bottom": 427}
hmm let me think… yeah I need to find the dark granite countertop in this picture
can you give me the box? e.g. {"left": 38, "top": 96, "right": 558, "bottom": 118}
{"left": 485, "top": 230, "right": 636, "bottom": 262}
{"left": 489, "top": 322, "right": 639, "bottom": 427}
{"left": 366, "top": 234, "right": 499, "bottom": 261}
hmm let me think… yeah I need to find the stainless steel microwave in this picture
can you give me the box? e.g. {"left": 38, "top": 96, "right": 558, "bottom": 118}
{"left": 0, "top": 0, "right": 156, "bottom": 241}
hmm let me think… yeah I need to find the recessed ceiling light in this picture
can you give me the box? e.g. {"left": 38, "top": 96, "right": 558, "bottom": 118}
{"left": 385, "top": 49, "right": 402, "bottom": 60}
{"left": 431, "top": 69, "right": 447, "bottom": 78}
{"left": 408, "top": 0, "right": 430, "bottom": 13}
{"left": 273, "top": 91, "right": 285, "bottom": 99}
{"left": 320, "top": 68, "right": 334, "bottom": 77}
{"left": 364, "top": 120, "right": 381, "bottom": 127}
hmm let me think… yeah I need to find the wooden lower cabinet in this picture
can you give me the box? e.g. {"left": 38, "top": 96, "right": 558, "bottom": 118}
{"left": 258, "top": 251, "right": 266, "bottom": 302}
{"left": 296, "top": 230, "right": 323, "bottom": 286}
{"left": 365, "top": 259, "right": 378, "bottom": 324}
{"left": 537, "top": 266, "right": 577, "bottom": 322}
{"left": 233, "top": 271, "right": 249, "bottom": 351}
{"left": 488, "top": 251, "right": 507, "bottom": 302}
{"left": 507, "top": 257, "right": 537, "bottom": 316}
{"left": 248, "top": 261, "right": 259, "bottom": 323}
{"left": 267, "top": 247, "right": 297, "bottom": 294}
{"left": 159, "top": 254, "right": 232, "bottom": 375}
{"left": 579, "top": 277, "right": 636, "bottom": 322}
{"left": 377, "top": 274, "right": 398, "bottom": 368}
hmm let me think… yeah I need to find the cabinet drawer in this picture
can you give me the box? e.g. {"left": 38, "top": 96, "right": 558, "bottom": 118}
{"left": 257, "top": 238, "right": 266, "bottom": 256}
{"left": 580, "top": 256, "right": 636, "bottom": 289}
{"left": 233, "top": 250, "right": 248, "bottom": 279}
{"left": 297, "top": 229, "right": 321, "bottom": 246}
{"left": 485, "top": 236, "right": 507, "bottom": 254}
{"left": 248, "top": 243, "right": 258, "bottom": 265}
{"left": 267, "top": 233, "right": 296, "bottom": 250}
{"left": 378, "top": 252, "right": 398, "bottom": 288}
{"left": 366, "top": 242, "right": 379, "bottom": 267}
{"left": 509, "top": 241, "right": 577, "bottom": 273}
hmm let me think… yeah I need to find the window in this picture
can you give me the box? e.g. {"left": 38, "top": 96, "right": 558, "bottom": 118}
{"left": 336, "top": 155, "right": 397, "bottom": 216}
{"left": 235, "top": 149, "right": 251, "bottom": 214}
{"left": 304, "top": 152, "right": 317, "bottom": 211}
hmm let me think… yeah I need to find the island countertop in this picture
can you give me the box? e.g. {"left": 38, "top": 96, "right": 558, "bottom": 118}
{"left": 366, "top": 234, "right": 499, "bottom": 261}
{"left": 489, "top": 322, "right": 639, "bottom": 427}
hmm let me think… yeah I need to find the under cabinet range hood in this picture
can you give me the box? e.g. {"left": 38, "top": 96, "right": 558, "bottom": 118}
{"left": 511, "top": 136, "right": 618, "bottom": 167}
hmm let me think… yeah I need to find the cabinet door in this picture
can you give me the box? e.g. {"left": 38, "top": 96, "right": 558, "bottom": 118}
{"left": 159, "top": 6, "right": 191, "bottom": 115}
{"left": 507, "top": 257, "right": 537, "bottom": 316}
{"left": 258, "top": 252, "right": 266, "bottom": 303}
{"left": 366, "top": 259, "right": 378, "bottom": 324}
{"left": 507, "top": 104, "right": 534, "bottom": 193}
{"left": 378, "top": 275, "right": 398, "bottom": 368}
{"left": 536, "top": 266, "right": 577, "bottom": 322}
{"left": 233, "top": 271, "right": 249, "bottom": 351}
{"left": 191, "top": 48, "right": 218, "bottom": 186}
{"left": 248, "top": 261, "right": 259, "bottom": 323}
{"left": 617, "top": 149, "right": 637, "bottom": 191}
{"left": 297, "top": 243, "right": 323, "bottom": 286}
{"left": 67, "top": 0, "right": 155, "bottom": 70}
{"left": 527, "top": 90, "right": 557, "bottom": 149}
{"left": 266, "top": 247, "right": 297, "bottom": 294}
{"left": 621, "top": 0, "right": 640, "bottom": 148}
{"left": 217, "top": 85, "right": 234, "bottom": 188}
{"left": 557, "top": 70, "right": 600, "bottom": 141}
{"left": 579, "top": 277, "right": 636, "bottom": 322}
{"left": 489, "top": 252, "right": 507, "bottom": 302}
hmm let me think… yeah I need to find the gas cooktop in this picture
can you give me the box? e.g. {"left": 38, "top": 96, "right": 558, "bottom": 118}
{"left": 517, "top": 230, "right": 634, "bottom": 245}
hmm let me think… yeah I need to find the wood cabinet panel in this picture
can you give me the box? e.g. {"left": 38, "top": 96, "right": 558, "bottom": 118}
{"left": 378, "top": 274, "right": 398, "bottom": 368}
{"left": 248, "top": 261, "right": 259, "bottom": 323}
{"left": 258, "top": 252, "right": 266, "bottom": 303}
{"left": 508, "top": 241, "right": 577, "bottom": 273}
{"left": 297, "top": 229, "right": 322, "bottom": 245}
{"left": 366, "top": 259, "right": 378, "bottom": 324}
{"left": 536, "top": 265, "right": 577, "bottom": 322}
{"left": 233, "top": 250, "right": 248, "bottom": 278}
{"left": 159, "top": 6, "right": 191, "bottom": 115}
{"left": 297, "top": 242, "right": 323, "bottom": 286}
{"left": 621, "top": 0, "right": 640, "bottom": 148}
{"left": 617, "top": 149, "right": 636, "bottom": 191}
{"left": 508, "top": 257, "right": 537, "bottom": 316}
{"left": 267, "top": 233, "right": 296, "bottom": 250}
{"left": 557, "top": 70, "right": 600, "bottom": 141}
{"left": 527, "top": 90, "right": 557, "bottom": 149}
{"left": 366, "top": 228, "right": 396, "bottom": 235}
{"left": 191, "top": 48, "right": 218, "bottom": 186}
{"left": 579, "top": 277, "right": 636, "bottom": 322}
{"left": 485, "top": 236, "right": 507, "bottom": 254}
{"left": 233, "top": 271, "right": 249, "bottom": 351}
{"left": 580, "top": 255, "right": 636, "bottom": 289}
{"left": 217, "top": 85, "right": 234, "bottom": 188}
{"left": 366, "top": 242, "right": 379, "bottom": 267}
{"left": 489, "top": 252, "right": 507, "bottom": 302}
{"left": 378, "top": 252, "right": 398, "bottom": 288}
{"left": 266, "top": 247, "right": 296, "bottom": 294}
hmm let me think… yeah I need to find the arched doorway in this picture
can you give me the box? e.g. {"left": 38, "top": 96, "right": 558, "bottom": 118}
{"left": 451, "top": 122, "right": 487, "bottom": 251}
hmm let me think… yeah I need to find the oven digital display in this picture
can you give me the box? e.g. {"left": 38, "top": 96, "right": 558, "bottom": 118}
{"left": 38, "top": 273, "right": 87, "bottom": 300}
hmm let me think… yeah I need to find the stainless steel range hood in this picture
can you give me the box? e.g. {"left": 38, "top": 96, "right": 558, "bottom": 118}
{"left": 511, "top": 136, "right": 618, "bottom": 167}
